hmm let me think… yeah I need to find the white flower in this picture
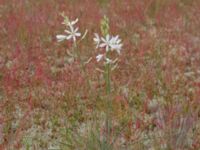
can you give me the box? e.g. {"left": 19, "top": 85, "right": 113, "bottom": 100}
{"left": 93, "top": 33, "right": 101, "bottom": 48}
{"left": 100, "top": 34, "right": 111, "bottom": 52}
{"left": 56, "top": 35, "right": 68, "bottom": 42}
{"left": 57, "top": 17, "right": 81, "bottom": 43}
{"left": 111, "top": 35, "right": 121, "bottom": 43}
{"left": 64, "top": 26, "right": 81, "bottom": 42}
{"left": 110, "top": 35, "right": 123, "bottom": 54}
{"left": 99, "top": 34, "right": 123, "bottom": 54}
{"left": 94, "top": 33, "right": 123, "bottom": 65}
{"left": 96, "top": 54, "right": 104, "bottom": 62}
{"left": 111, "top": 43, "right": 123, "bottom": 54}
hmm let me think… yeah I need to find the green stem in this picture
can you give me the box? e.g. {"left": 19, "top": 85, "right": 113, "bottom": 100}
{"left": 104, "top": 53, "right": 112, "bottom": 143}
{"left": 105, "top": 63, "right": 111, "bottom": 94}
{"left": 73, "top": 41, "right": 91, "bottom": 90}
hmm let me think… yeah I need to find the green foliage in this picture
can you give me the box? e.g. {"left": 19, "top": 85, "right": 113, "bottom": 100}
{"left": 22, "top": 136, "right": 32, "bottom": 150}
{"left": 180, "top": 0, "right": 193, "bottom": 5}
{"left": 97, "top": 0, "right": 109, "bottom": 8}
{"left": 147, "top": 0, "right": 168, "bottom": 19}
{"left": 60, "top": 125, "right": 114, "bottom": 150}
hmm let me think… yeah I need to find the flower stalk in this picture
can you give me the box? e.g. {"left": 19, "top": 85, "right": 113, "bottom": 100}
{"left": 93, "top": 16, "right": 123, "bottom": 143}
{"left": 105, "top": 55, "right": 111, "bottom": 94}
{"left": 56, "top": 14, "right": 91, "bottom": 89}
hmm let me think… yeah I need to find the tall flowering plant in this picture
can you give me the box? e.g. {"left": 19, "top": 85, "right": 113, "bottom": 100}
{"left": 93, "top": 16, "right": 123, "bottom": 144}
{"left": 56, "top": 13, "right": 88, "bottom": 61}
{"left": 56, "top": 13, "right": 89, "bottom": 78}
{"left": 94, "top": 16, "right": 123, "bottom": 94}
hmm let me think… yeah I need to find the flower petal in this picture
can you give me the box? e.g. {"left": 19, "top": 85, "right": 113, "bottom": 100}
{"left": 96, "top": 54, "right": 104, "bottom": 62}
{"left": 71, "top": 18, "right": 79, "bottom": 25}
{"left": 75, "top": 33, "right": 81, "bottom": 37}
{"left": 56, "top": 35, "right": 67, "bottom": 42}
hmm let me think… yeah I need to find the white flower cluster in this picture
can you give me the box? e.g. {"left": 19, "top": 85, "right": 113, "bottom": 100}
{"left": 56, "top": 17, "right": 123, "bottom": 65}
{"left": 94, "top": 34, "right": 123, "bottom": 64}
{"left": 56, "top": 18, "right": 81, "bottom": 43}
